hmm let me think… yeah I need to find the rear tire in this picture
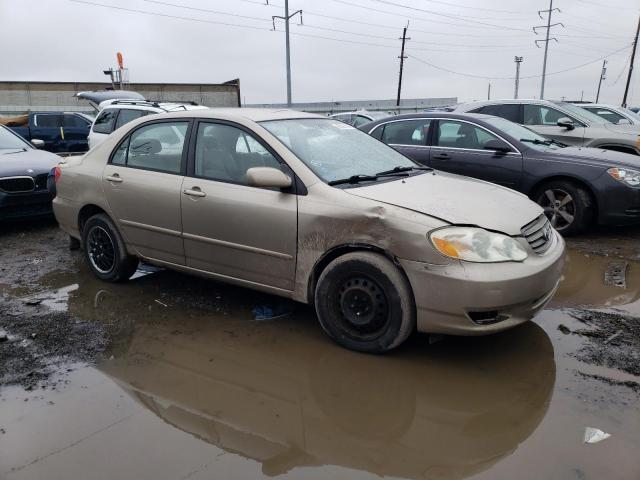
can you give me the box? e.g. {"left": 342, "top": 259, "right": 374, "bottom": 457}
{"left": 82, "top": 214, "right": 138, "bottom": 282}
{"left": 533, "top": 180, "right": 593, "bottom": 235}
{"left": 314, "top": 252, "right": 415, "bottom": 353}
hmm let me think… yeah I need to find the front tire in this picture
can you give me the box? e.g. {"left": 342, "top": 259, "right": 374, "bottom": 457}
{"left": 314, "top": 252, "right": 415, "bottom": 353}
{"left": 82, "top": 214, "right": 138, "bottom": 282}
{"left": 533, "top": 180, "right": 593, "bottom": 235}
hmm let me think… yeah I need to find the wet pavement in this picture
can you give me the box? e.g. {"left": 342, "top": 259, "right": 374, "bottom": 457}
{"left": 1, "top": 221, "right": 639, "bottom": 480}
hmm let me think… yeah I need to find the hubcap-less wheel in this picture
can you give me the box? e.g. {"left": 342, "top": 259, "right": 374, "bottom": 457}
{"left": 538, "top": 188, "right": 576, "bottom": 231}
{"left": 87, "top": 226, "right": 116, "bottom": 274}
{"left": 337, "top": 276, "right": 389, "bottom": 340}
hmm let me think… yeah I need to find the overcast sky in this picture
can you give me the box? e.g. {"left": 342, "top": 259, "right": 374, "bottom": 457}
{"left": 1, "top": 0, "right": 639, "bottom": 105}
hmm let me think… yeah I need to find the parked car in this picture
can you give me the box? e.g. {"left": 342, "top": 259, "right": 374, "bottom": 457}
{"left": 87, "top": 99, "right": 208, "bottom": 149}
{"left": 51, "top": 109, "right": 564, "bottom": 352}
{"left": 455, "top": 99, "right": 640, "bottom": 156}
{"left": 329, "top": 110, "right": 391, "bottom": 128}
{"left": 573, "top": 103, "right": 640, "bottom": 125}
{"left": 0, "top": 111, "right": 92, "bottom": 153}
{"left": 360, "top": 112, "right": 640, "bottom": 234}
{"left": 0, "top": 125, "right": 61, "bottom": 220}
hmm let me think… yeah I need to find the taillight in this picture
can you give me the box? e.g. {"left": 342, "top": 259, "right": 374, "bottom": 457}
{"left": 54, "top": 165, "right": 62, "bottom": 182}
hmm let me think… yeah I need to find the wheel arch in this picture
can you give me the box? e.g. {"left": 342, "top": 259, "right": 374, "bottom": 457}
{"left": 306, "top": 243, "right": 413, "bottom": 305}
{"left": 527, "top": 175, "right": 600, "bottom": 224}
{"left": 590, "top": 143, "right": 639, "bottom": 156}
{"left": 78, "top": 204, "right": 109, "bottom": 234}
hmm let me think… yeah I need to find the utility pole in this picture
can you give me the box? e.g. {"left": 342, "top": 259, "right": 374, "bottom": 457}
{"left": 596, "top": 59, "right": 607, "bottom": 103}
{"left": 622, "top": 15, "right": 640, "bottom": 108}
{"left": 272, "top": 0, "right": 302, "bottom": 107}
{"left": 514, "top": 56, "right": 523, "bottom": 99}
{"left": 534, "top": 0, "right": 564, "bottom": 100}
{"left": 396, "top": 24, "right": 410, "bottom": 107}
{"left": 487, "top": 82, "right": 491, "bottom": 100}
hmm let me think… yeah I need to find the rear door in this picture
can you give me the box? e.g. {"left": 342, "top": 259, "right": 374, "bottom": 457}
{"left": 370, "top": 119, "right": 432, "bottom": 165}
{"left": 180, "top": 120, "right": 297, "bottom": 290}
{"left": 430, "top": 119, "right": 523, "bottom": 188}
{"left": 522, "top": 104, "right": 586, "bottom": 145}
{"left": 62, "top": 114, "right": 91, "bottom": 152}
{"left": 102, "top": 119, "right": 191, "bottom": 265}
{"left": 32, "top": 113, "right": 63, "bottom": 152}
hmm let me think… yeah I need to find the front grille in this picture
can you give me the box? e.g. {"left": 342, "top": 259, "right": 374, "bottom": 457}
{"left": 34, "top": 173, "right": 49, "bottom": 191}
{"left": 0, "top": 176, "right": 35, "bottom": 193}
{"left": 521, "top": 214, "right": 553, "bottom": 255}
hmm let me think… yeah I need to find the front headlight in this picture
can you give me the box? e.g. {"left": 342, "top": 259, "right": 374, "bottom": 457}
{"left": 607, "top": 167, "right": 640, "bottom": 187}
{"left": 429, "top": 227, "right": 528, "bottom": 263}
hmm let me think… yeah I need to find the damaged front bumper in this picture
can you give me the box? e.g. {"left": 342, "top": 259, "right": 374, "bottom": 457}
{"left": 400, "top": 232, "right": 566, "bottom": 335}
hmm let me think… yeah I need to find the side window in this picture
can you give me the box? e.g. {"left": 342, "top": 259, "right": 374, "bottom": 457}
{"left": 63, "top": 114, "right": 89, "bottom": 128}
{"left": 478, "top": 104, "right": 520, "bottom": 123}
{"left": 112, "top": 137, "right": 129, "bottom": 165}
{"left": 93, "top": 109, "right": 118, "bottom": 134}
{"left": 436, "top": 121, "right": 499, "bottom": 150}
{"left": 370, "top": 125, "right": 384, "bottom": 140}
{"left": 332, "top": 114, "right": 352, "bottom": 124}
{"left": 114, "top": 109, "right": 147, "bottom": 130}
{"left": 35, "top": 114, "right": 60, "bottom": 128}
{"left": 194, "top": 122, "right": 281, "bottom": 185}
{"left": 381, "top": 120, "right": 430, "bottom": 146}
{"left": 122, "top": 122, "right": 188, "bottom": 173}
{"left": 523, "top": 105, "right": 568, "bottom": 126}
{"left": 586, "top": 108, "right": 626, "bottom": 124}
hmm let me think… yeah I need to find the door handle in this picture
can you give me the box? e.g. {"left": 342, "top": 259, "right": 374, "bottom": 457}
{"left": 183, "top": 187, "right": 206, "bottom": 198}
{"left": 433, "top": 153, "right": 450, "bottom": 160}
{"left": 105, "top": 174, "right": 123, "bottom": 183}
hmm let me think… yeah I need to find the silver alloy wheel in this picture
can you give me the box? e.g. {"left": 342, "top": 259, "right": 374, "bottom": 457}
{"left": 538, "top": 188, "right": 576, "bottom": 231}
{"left": 87, "top": 225, "right": 116, "bottom": 274}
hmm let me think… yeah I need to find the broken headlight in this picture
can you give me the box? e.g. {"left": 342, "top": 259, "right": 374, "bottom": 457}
{"left": 429, "top": 227, "right": 528, "bottom": 263}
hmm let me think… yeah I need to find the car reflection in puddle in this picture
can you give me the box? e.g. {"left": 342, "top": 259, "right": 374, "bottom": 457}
{"left": 97, "top": 314, "right": 555, "bottom": 480}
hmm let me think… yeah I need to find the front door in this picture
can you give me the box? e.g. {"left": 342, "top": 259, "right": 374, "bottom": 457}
{"left": 33, "top": 113, "right": 63, "bottom": 152}
{"left": 430, "top": 119, "right": 523, "bottom": 189}
{"left": 181, "top": 121, "right": 297, "bottom": 291}
{"left": 522, "top": 104, "right": 586, "bottom": 146}
{"left": 102, "top": 120, "right": 191, "bottom": 265}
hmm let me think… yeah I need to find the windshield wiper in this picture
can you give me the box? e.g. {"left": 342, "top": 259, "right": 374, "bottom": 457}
{"left": 375, "top": 165, "right": 432, "bottom": 176}
{"left": 328, "top": 174, "right": 379, "bottom": 186}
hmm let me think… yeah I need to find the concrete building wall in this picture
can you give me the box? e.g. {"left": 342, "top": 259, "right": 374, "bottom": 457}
{"left": 0, "top": 81, "right": 241, "bottom": 115}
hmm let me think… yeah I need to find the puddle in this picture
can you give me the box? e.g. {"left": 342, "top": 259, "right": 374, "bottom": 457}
{"left": 552, "top": 250, "right": 640, "bottom": 315}
{"left": 1, "top": 247, "right": 640, "bottom": 479}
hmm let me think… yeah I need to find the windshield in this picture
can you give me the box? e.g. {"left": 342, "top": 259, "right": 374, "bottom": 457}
{"left": 551, "top": 101, "right": 607, "bottom": 124}
{"left": 260, "top": 119, "right": 417, "bottom": 184}
{"left": 484, "top": 117, "right": 563, "bottom": 151}
{"left": 0, "top": 126, "right": 31, "bottom": 150}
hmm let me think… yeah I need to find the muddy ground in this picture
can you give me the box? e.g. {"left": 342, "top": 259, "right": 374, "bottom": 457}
{"left": 0, "top": 219, "right": 639, "bottom": 480}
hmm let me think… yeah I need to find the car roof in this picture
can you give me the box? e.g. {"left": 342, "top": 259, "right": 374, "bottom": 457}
{"left": 363, "top": 111, "right": 495, "bottom": 124}
{"left": 117, "top": 108, "right": 324, "bottom": 122}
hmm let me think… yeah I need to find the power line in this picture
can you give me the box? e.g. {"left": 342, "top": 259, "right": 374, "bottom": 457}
{"left": 364, "top": 0, "right": 533, "bottom": 31}
{"left": 419, "top": 0, "right": 525, "bottom": 15}
{"left": 408, "top": 44, "right": 632, "bottom": 81}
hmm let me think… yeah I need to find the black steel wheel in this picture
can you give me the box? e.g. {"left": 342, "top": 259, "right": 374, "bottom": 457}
{"left": 314, "top": 252, "right": 415, "bottom": 353}
{"left": 82, "top": 213, "right": 139, "bottom": 282}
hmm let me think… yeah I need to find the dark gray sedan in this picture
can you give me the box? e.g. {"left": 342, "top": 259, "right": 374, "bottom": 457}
{"left": 0, "top": 125, "right": 61, "bottom": 221}
{"left": 360, "top": 112, "right": 640, "bottom": 234}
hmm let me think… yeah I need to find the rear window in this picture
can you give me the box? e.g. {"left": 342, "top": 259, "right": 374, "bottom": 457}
{"left": 115, "top": 109, "right": 148, "bottom": 130}
{"left": 92, "top": 109, "right": 117, "bottom": 134}
{"left": 474, "top": 104, "right": 520, "bottom": 123}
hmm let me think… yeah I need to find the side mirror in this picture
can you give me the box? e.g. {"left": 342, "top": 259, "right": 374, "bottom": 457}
{"left": 556, "top": 117, "right": 575, "bottom": 130}
{"left": 246, "top": 167, "right": 292, "bottom": 189}
{"left": 31, "top": 139, "right": 45, "bottom": 149}
{"left": 483, "top": 138, "right": 512, "bottom": 154}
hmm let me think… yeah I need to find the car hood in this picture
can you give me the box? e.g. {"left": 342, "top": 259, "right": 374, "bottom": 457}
{"left": 543, "top": 146, "right": 640, "bottom": 168}
{"left": 0, "top": 149, "right": 61, "bottom": 176}
{"left": 345, "top": 171, "right": 542, "bottom": 236}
